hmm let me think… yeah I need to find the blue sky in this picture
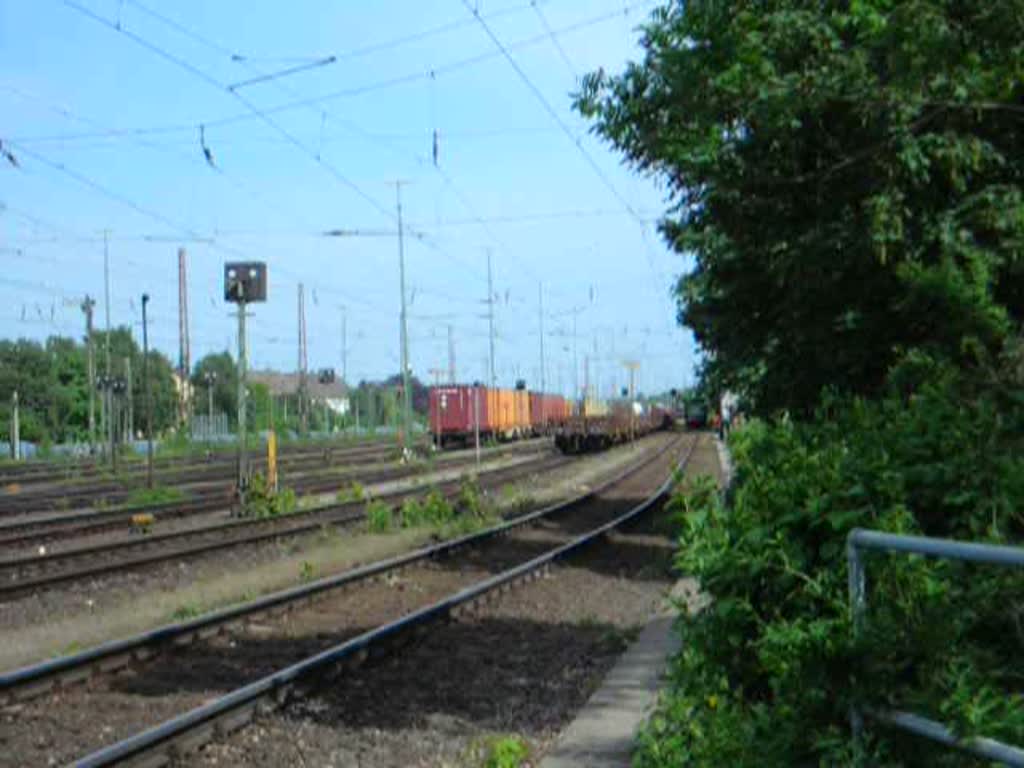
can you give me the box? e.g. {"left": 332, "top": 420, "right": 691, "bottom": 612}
{"left": 0, "top": 0, "right": 696, "bottom": 397}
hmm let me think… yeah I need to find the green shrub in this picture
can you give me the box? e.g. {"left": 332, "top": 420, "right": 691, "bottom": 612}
{"left": 366, "top": 499, "right": 392, "bottom": 533}
{"left": 456, "top": 476, "right": 491, "bottom": 519}
{"left": 481, "top": 735, "right": 530, "bottom": 768}
{"left": 400, "top": 489, "right": 454, "bottom": 528}
{"left": 340, "top": 481, "right": 365, "bottom": 504}
{"left": 243, "top": 474, "right": 296, "bottom": 518}
{"left": 637, "top": 372, "right": 1024, "bottom": 767}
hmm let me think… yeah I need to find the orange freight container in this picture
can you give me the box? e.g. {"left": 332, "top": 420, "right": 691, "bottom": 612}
{"left": 513, "top": 389, "right": 530, "bottom": 432}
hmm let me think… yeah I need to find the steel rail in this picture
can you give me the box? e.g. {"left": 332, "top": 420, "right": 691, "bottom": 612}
{"left": 67, "top": 433, "right": 695, "bottom": 767}
{"left": 0, "top": 440, "right": 546, "bottom": 545}
{"left": 0, "top": 439, "right": 402, "bottom": 487}
{"left": 0, "top": 451, "right": 569, "bottom": 599}
{"left": 0, "top": 442, "right": 402, "bottom": 508}
{"left": 0, "top": 434, "right": 687, "bottom": 709}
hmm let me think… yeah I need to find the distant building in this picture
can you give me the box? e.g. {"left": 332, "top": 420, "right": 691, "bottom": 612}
{"left": 249, "top": 370, "right": 350, "bottom": 416}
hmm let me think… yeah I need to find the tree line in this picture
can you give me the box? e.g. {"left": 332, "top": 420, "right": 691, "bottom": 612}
{"left": 578, "top": 0, "right": 1024, "bottom": 764}
{"left": 1, "top": 329, "right": 429, "bottom": 448}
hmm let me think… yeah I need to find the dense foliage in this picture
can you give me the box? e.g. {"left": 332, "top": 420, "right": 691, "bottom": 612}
{"left": 578, "top": 0, "right": 1024, "bottom": 414}
{"left": 637, "top": 364, "right": 1024, "bottom": 765}
{"left": 576, "top": 0, "right": 1024, "bottom": 764}
{"left": 0, "top": 329, "right": 178, "bottom": 445}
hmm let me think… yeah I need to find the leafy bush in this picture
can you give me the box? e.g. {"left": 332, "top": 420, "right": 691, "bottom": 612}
{"left": 400, "top": 489, "right": 454, "bottom": 528}
{"left": 481, "top": 735, "right": 530, "bottom": 768}
{"left": 637, "top": 372, "right": 1024, "bottom": 767}
{"left": 339, "top": 481, "right": 365, "bottom": 504}
{"left": 244, "top": 474, "right": 297, "bottom": 519}
{"left": 456, "top": 476, "right": 491, "bottom": 519}
{"left": 365, "top": 499, "right": 392, "bottom": 533}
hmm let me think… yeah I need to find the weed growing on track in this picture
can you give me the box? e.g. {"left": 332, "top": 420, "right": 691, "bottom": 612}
{"left": 400, "top": 489, "right": 453, "bottom": 528}
{"left": 299, "top": 560, "right": 317, "bottom": 583}
{"left": 340, "top": 481, "right": 365, "bottom": 503}
{"left": 125, "top": 485, "right": 185, "bottom": 508}
{"left": 171, "top": 602, "right": 203, "bottom": 622}
{"left": 366, "top": 499, "right": 393, "bottom": 533}
{"left": 245, "top": 473, "right": 298, "bottom": 518}
{"left": 476, "top": 735, "right": 530, "bottom": 768}
{"left": 456, "top": 476, "right": 491, "bottom": 519}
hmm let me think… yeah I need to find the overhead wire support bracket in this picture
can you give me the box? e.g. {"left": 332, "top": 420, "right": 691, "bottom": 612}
{"left": 227, "top": 56, "right": 337, "bottom": 92}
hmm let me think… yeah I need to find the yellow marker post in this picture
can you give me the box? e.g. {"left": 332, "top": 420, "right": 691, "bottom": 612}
{"left": 267, "top": 431, "right": 278, "bottom": 492}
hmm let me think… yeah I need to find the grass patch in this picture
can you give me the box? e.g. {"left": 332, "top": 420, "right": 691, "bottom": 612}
{"left": 243, "top": 473, "right": 297, "bottom": 518}
{"left": 466, "top": 735, "right": 531, "bottom": 768}
{"left": 338, "top": 480, "right": 365, "bottom": 503}
{"left": 365, "top": 498, "right": 393, "bottom": 533}
{"left": 171, "top": 601, "right": 203, "bottom": 622}
{"left": 125, "top": 485, "right": 185, "bottom": 508}
{"left": 400, "top": 488, "right": 454, "bottom": 528}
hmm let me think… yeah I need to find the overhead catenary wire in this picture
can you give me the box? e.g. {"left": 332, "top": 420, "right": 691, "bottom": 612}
{"left": 114, "top": 0, "right": 491, "bottom": 286}
{"left": 531, "top": 0, "right": 579, "bottom": 81}
{"left": 63, "top": 0, "right": 395, "bottom": 224}
{"left": 460, "top": 0, "right": 669, "bottom": 301}
{"left": 18, "top": 2, "right": 656, "bottom": 148}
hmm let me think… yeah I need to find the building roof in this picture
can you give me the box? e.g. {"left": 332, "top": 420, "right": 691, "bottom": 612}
{"left": 249, "top": 370, "right": 348, "bottom": 399}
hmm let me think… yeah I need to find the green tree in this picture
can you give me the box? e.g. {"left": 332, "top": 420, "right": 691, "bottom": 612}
{"left": 577, "top": 0, "right": 1024, "bottom": 414}
{"left": 191, "top": 351, "right": 238, "bottom": 426}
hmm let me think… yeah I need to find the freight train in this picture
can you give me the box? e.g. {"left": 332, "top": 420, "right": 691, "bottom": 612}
{"left": 428, "top": 385, "right": 571, "bottom": 447}
{"left": 554, "top": 400, "right": 673, "bottom": 454}
{"left": 427, "top": 384, "right": 672, "bottom": 452}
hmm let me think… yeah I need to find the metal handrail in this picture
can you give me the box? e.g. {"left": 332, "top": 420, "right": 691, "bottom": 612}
{"left": 847, "top": 528, "right": 1024, "bottom": 766}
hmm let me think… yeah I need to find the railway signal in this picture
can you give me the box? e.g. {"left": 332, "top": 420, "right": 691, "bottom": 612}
{"left": 142, "top": 293, "right": 153, "bottom": 489}
{"left": 224, "top": 261, "right": 268, "bottom": 509}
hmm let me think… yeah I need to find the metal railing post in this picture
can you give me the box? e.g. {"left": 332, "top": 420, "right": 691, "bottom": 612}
{"left": 847, "top": 531, "right": 866, "bottom": 760}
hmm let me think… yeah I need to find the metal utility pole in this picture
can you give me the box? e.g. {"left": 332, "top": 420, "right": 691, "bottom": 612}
{"left": 10, "top": 391, "right": 19, "bottom": 461}
{"left": 103, "top": 229, "right": 114, "bottom": 468}
{"left": 428, "top": 368, "right": 444, "bottom": 449}
{"left": 237, "top": 300, "right": 248, "bottom": 484}
{"left": 538, "top": 283, "right": 546, "bottom": 393}
{"left": 124, "top": 357, "right": 133, "bottom": 443}
{"left": 142, "top": 294, "right": 153, "bottom": 488}
{"left": 572, "top": 311, "right": 579, "bottom": 399}
{"left": 80, "top": 296, "right": 97, "bottom": 450}
{"left": 340, "top": 305, "right": 347, "bottom": 385}
{"left": 391, "top": 180, "right": 413, "bottom": 454}
{"left": 297, "top": 283, "right": 308, "bottom": 435}
{"left": 446, "top": 325, "right": 454, "bottom": 385}
{"left": 486, "top": 249, "right": 496, "bottom": 388}
{"left": 177, "top": 248, "right": 191, "bottom": 427}
{"left": 624, "top": 360, "right": 640, "bottom": 443}
{"left": 473, "top": 384, "right": 481, "bottom": 469}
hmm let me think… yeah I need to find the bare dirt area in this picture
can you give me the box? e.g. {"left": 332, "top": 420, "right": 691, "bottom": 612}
{"left": 189, "top": 433, "right": 718, "bottom": 768}
{"left": 0, "top": 434, "right": 690, "bottom": 767}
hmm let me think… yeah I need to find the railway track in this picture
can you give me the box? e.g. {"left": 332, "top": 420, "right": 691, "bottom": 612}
{"left": 0, "top": 449, "right": 572, "bottom": 600}
{"left": 0, "top": 438, "right": 404, "bottom": 489}
{"left": 0, "top": 441, "right": 414, "bottom": 516}
{"left": 0, "top": 439, "right": 546, "bottom": 549}
{"left": 0, "top": 432, "right": 694, "bottom": 767}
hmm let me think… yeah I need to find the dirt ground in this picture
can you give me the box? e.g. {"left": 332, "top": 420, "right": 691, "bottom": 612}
{"left": 188, "top": 433, "right": 720, "bottom": 768}
{"left": 0, "top": 433, "right": 696, "bottom": 767}
{"left": 0, "top": 440, "right": 656, "bottom": 673}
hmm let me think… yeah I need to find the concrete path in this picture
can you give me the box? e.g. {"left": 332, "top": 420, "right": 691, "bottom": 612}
{"left": 540, "top": 613, "right": 681, "bottom": 768}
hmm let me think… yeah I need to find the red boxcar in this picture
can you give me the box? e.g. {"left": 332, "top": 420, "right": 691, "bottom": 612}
{"left": 429, "top": 385, "right": 490, "bottom": 447}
